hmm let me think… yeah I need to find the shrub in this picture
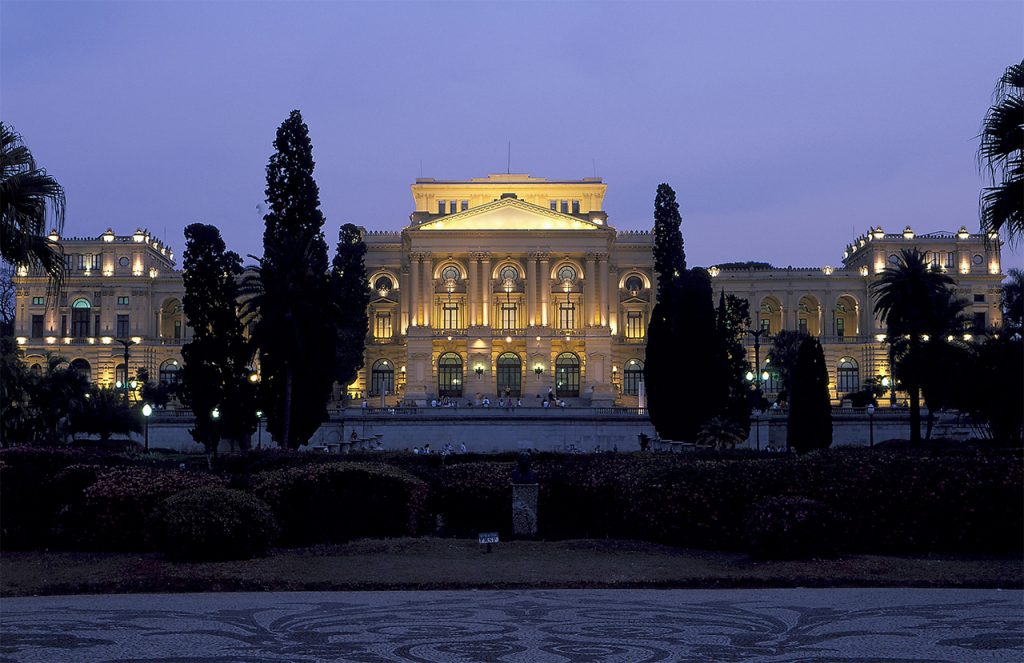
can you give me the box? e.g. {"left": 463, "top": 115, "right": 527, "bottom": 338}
{"left": 153, "top": 488, "right": 278, "bottom": 561}
{"left": 75, "top": 467, "right": 226, "bottom": 550}
{"left": 251, "top": 462, "right": 428, "bottom": 545}
{"left": 744, "top": 496, "right": 841, "bottom": 560}
{"left": 435, "top": 462, "right": 513, "bottom": 537}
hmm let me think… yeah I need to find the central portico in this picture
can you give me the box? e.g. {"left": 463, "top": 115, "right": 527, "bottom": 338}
{"left": 358, "top": 174, "right": 655, "bottom": 407}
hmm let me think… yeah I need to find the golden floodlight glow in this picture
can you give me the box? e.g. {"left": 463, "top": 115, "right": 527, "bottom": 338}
{"left": 708, "top": 266, "right": 720, "bottom": 277}
{"left": 101, "top": 336, "right": 112, "bottom": 344}
{"left": 15, "top": 337, "right": 26, "bottom": 345}
{"left": 131, "top": 336, "right": 142, "bottom": 344}
{"left": 45, "top": 336, "right": 56, "bottom": 344}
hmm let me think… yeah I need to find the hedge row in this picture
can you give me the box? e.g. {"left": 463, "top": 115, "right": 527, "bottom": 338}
{"left": 1, "top": 447, "right": 1020, "bottom": 558}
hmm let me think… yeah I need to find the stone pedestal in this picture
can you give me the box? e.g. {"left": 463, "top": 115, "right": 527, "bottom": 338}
{"left": 511, "top": 483, "right": 539, "bottom": 539}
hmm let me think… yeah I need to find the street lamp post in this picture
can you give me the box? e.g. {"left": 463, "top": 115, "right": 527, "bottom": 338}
{"left": 753, "top": 410, "right": 761, "bottom": 451}
{"left": 114, "top": 338, "right": 137, "bottom": 404}
{"left": 867, "top": 403, "right": 875, "bottom": 448}
{"left": 255, "top": 409, "right": 263, "bottom": 449}
{"left": 142, "top": 402, "right": 152, "bottom": 451}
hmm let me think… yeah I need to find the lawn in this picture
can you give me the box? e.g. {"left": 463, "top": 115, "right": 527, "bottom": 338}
{"left": 3, "top": 538, "right": 1020, "bottom": 596}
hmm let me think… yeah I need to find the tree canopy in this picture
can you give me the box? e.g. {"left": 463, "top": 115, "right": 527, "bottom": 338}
{"left": 978, "top": 60, "right": 1023, "bottom": 244}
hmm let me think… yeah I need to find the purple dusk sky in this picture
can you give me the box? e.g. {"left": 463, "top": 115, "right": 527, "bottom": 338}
{"left": 2, "top": 1, "right": 1022, "bottom": 269}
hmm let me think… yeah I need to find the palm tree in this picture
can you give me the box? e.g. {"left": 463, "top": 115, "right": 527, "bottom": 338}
{"left": 0, "top": 123, "right": 66, "bottom": 290}
{"left": 871, "top": 249, "right": 957, "bottom": 445}
{"left": 978, "top": 61, "right": 1023, "bottom": 244}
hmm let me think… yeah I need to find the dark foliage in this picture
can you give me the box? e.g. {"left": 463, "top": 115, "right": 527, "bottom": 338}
{"left": 745, "top": 497, "right": 841, "bottom": 560}
{"left": 250, "top": 462, "right": 428, "bottom": 545}
{"left": 716, "top": 291, "right": 752, "bottom": 434}
{"left": 1002, "top": 268, "right": 1022, "bottom": 331}
{"left": 70, "top": 387, "right": 142, "bottom": 442}
{"left": 787, "top": 337, "right": 832, "bottom": 453}
{"left": 765, "top": 330, "right": 808, "bottom": 398}
{"left": 651, "top": 183, "right": 685, "bottom": 305}
{"left": 978, "top": 60, "right": 1023, "bottom": 244}
{"left": 153, "top": 488, "right": 278, "bottom": 561}
{"left": 331, "top": 223, "right": 370, "bottom": 392}
{"left": 180, "top": 223, "right": 256, "bottom": 454}
{"left": 249, "top": 110, "right": 336, "bottom": 448}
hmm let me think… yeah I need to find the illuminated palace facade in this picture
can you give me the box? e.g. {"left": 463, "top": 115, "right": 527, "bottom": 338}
{"left": 12, "top": 174, "right": 1005, "bottom": 407}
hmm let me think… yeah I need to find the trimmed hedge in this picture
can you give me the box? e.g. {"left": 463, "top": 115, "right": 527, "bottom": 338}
{"left": 75, "top": 467, "right": 226, "bottom": 550}
{"left": 250, "top": 462, "right": 428, "bottom": 545}
{"left": 153, "top": 488, "right": 278, "bottom": 561}
{"left": 745, "top": 497, "right": 841, "bottom": 560}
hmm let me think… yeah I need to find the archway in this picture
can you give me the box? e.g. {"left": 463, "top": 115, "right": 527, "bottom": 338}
{"left": 623, "top": 358, "right": 644, "bottom": 396}
{"left": 371, "top": 358, "right": 394, "bottom": 396}
{"left": 555, "top": 352, "right": 580, "bottom": 397}
{"left": 438, "top": 352, "right": 463, "bottom": 398}
{"left": 69, "top": 358, "right": 91, "bottom": 383}
{"left": 496, "top": 352, "right": 521, "bottom": 397}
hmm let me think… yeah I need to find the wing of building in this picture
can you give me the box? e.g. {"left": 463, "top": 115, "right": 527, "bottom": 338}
{"left": 12, "top": 176, "right": 1005, "bottom": 408}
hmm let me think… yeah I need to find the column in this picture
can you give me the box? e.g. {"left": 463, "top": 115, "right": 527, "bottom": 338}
{"left": 481, "top": 254, "right": 491, "bottom": 326}
{"left": 410, "top": 256, "right": 420, "bottom": 327}
{"left": 400, "top": 268, "right": 410, "bottom": 333}
{"left": 608, "top": 266, "right": 619, "bottom": 335}
{"left": 526, "top": 255, "right": 536, "bottom": 327}
{"left": 599, "top": 254, "right": 609, "bottom": 327}
{"left": 539, "top": 254, "right": 550, "bottom": 326}
{"left": 585, "top": 254, "right": 597, "bottom": 327}
{"left": 468, "top": 257, "right": 478, "bottom": 327}
{"left": 421, "top": 254, "right": 432, "bottom": 327}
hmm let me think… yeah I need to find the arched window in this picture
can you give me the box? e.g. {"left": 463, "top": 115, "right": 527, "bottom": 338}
{"left": 438, "top": 352, "right": 463, "bottom": 398}
{"left": 624, "top": 275, "right": 644, "bottom": 295}
{"left": 623, "top": 359, "right": 644, "bottom": 396}
{"left": 371, "top": 358, "right": 394, "bottom": 397}
{"left": 499, "top": 265, "right": 519, "bottom": 283}
{"left": 837, "top": 357, "right": 860, "bottom": 393}
{"left": 496, "top": 352, "right": 521, "bottom": 397}
{"left": 71, "top": 298, "right": 91, "bottom": 337}
{"left": 557, "top": 265, "right": 577, "bottom": 283}
{"left": 374, "top": 276, "right": 393, "bottom": 296}
{"left": 159, "top": 359, "right": 180, "bottom": 385}
{"left": 69, "top": 358, "right": 91, "bottom": 383}
{"left": 441, "top": 266, "right": 460, "bottom": 282}
{"left": 555, "top": 352, "right": 580, "bottom": 397}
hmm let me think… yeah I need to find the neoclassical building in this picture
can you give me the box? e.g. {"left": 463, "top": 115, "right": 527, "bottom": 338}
{"left": 12, "top": 174, "right": 1005, "bottom": 407}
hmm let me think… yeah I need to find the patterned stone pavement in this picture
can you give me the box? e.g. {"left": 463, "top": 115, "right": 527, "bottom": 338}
{"left": 1, "top": 589, "right": 1022, "bottom": 662}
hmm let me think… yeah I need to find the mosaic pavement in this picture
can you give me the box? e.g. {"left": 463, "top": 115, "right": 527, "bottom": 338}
{"left": 1, "top": 589, "right": 1022, "bottom": 662}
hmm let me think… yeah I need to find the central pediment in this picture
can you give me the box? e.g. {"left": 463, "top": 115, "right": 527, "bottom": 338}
{"left": 414, "top": 197, "right": 603, "bottom": 231}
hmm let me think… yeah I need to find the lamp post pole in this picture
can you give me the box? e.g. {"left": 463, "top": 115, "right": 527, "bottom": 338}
{"left": 142, "top": 403, "right": 152, "bottom": 451}
{"left": 255, "top": 410, "right": 263, "bottom": 449}
{"left": 867, "top": 404, "right": 875, "bottom": 448}
{"left": 114, "top": 338, "right": 136, "bottom": 404}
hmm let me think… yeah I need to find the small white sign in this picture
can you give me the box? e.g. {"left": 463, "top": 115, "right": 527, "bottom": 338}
{"left": 478, "top": 532, "right": 499, "bottom": 545}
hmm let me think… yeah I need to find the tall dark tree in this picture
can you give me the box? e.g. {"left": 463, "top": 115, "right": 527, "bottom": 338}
{"left": 0, "top": 123, "right": 66, "bottom": 292}
{"left": 1001, "top": 268, "right": 1023, "bottom": 331}
{"left": 249, "top": 110, "right": 335, "bottom": 448}
{"left": 978, "top": 60, "right": 1023, "bottom": 244}
{"left": 716, "top": 291, "right": 752, "bottom": 433}
{"left": 787, "top": 337, "right": 832, "bottom": 453}
{"left": 645, "top": 268, "right": 729, "bottom": 441}
{"left": 871, "top": 249, "right": 957, "bottom": 445}
{"left": 766, "top": 330, "right": 809, "bottom": 400}
{"left": 179, "top": 223, "right": 256, "bottom": 455}
{"left": 652, "top": 183, "right": 685, "bottom": 305}
{"left": 331, "top": 224, "right": 370, "bottom": 393}
{"left": 71, "top": 387, "right": 141, "bottom": 443}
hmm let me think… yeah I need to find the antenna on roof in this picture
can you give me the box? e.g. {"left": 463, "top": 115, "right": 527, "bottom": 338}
{"left": 507, "top": 141, "right": 511, "bottom": 174}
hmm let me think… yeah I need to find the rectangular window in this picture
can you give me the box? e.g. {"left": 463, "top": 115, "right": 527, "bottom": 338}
{"left": 973, "top": 293, "right": 985, "bottom": 303}
{"left": 31, "top": 296, "right": 45, "bottom": 305}
{"left": 974, "top": 312, "right": 986, "bottom": 331}
{"left": 77, "top": 254, "right": 86, "bottom": 270}
{"left": 438, "top": 200, "right": 446, "bottom": 214}
{"left": 572, "top": 200, "right": 580, "bottom": 214}
{"left": 798, "top": 318, "right": 808, "bottom": 335}
{"left": 560, "top": 200, "right": 569, "bottom": 213}
{"left": 64, "top": 255, "right": 71, "bottom": 269}
{"left": 559, "top": 304, "right": 575, "bottom": 330}
{"left": 500, "top": 304, "right": 517, "bottom": 330}
{"left": 174, "top": 319, "right": 182, "bottom": 340}
{"left": 550, "top": 200, "right": 557, "bottom": 210}
{"left": 625, "top": 311, "right": 643, "bottom": 339}
{"left": 836, "top": 317, "right": 845, "bottom": 338}
{"left": 95, "top": 314, "right": 100, "bottom": 337}
{"left": 945, "top": 252, "right": 955, "bottom": 268}
{"left": 71, "top": 309, "right": 89, "bottom": 337}
{"left": 374, "top": 312, "right": 392, "bottom": 339}
{"left": 31, "top": 315, "right": 44, "bottom": 338}
{"left": 91, "top": 254, "right": 101, "bottom": 270}
{"left": 116, "top": 314, "right": 130, "bottom": 338}
{"left": 117, "top": 296, "right": 129, "bottom": 306}
{"left": 450, "top": 200, "right": 457, "bottom": 213}
{"left": 442, "top": 305, "right": 460, "bottom": 330}
{"left": 460, "top": 200, "right": 469, "bottom": 211}
{"left": 60, "top": 314, "right": 67, "bottom": 337}
{"left": 760, "top": 319, "right": 771, "bottom": 334}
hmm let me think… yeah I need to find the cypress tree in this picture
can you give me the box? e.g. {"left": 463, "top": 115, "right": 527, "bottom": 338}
{"left": 180, "top": 223, "right": 256, "bottom": 455}
{"left": 787, "top": 337, "right": 833, "bottom": 453}
{"left": 252, "top": 110, "right": 335, "bottom": 448}
{"left": 652, "top": 183, "right": 685, "bottom": 305}
{"left": 331, "top": 223, "right": 370, "bottom": 393}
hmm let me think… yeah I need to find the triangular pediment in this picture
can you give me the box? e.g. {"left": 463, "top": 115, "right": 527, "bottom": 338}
{"left": 414, "top": 197, "right": 602, "bottom": 231}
